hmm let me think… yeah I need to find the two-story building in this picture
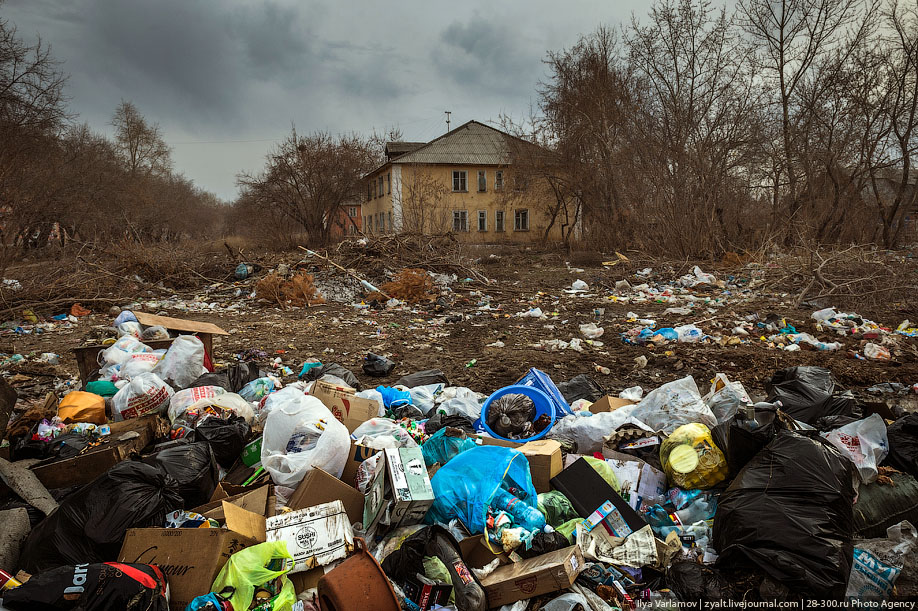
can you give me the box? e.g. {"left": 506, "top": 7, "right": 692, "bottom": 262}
{"left": 361, "top": 120, "right": 575, "bottom": 243}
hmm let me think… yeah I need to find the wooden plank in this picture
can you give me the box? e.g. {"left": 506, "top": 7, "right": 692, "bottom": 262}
{"left": 28, "top": 415, "right": 166, "bottom": 489}
{"left": 133, "top": 312, "right": 229, "bottom": 335}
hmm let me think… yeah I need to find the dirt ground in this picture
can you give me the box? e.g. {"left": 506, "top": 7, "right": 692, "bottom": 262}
{"left": 3, "top": 243, "right": 917, "bottom": 411}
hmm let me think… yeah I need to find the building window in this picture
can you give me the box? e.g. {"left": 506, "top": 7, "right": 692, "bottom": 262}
{"left": 495, "top": 210, "right": 505, "bottom": 232}
{"left": 348, "top": 206, "right": 358, "bottom": 218}
{"left": 514, "top": 209, "right": 529, "bottom": 231}
{"left": 452, "top": 170, "right": 467, "bottom": 192}
{"left": 367, "top": 182, "right": 372, "bottom": 201}
{"left": 378, "top": 176, "right": 384, "bottom": 198}
{"left": 388, "top": 211, "right": 392, "bottom": 231}
{"left": 348, "top": 223, "right": 357, "bottom": 235}
{"left": 477, "top": 210, "right": 487, "bottom": 232}
{"left": 478, "top": 171, "right": 486, "bottom": 192}
{"left": 386, "top": 173, "right": 391, "bottom": 194}
{"left": 452, "top": 210, "right": 468, "bottom": 232}
{"left": 495, "top": 170, "right": 504, "bottom": 191}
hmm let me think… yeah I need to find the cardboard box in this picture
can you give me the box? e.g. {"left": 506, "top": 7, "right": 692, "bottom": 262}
{"left": 287, "top": 468, "right": 364, "bottom": 526}
{"left": 118, "top": 528, "right": 257, "bottom": 611}
{"left": 191, "top": 483, "right": 275, "bottom": 523}
{"left": 385, "top": 447, "right": 434, "bottom": 526}
{"left": 479, "top": 545, "right": 584, "bottom": 607}
{"left": 340, "top": 440, "right": 380, "bottom": 487}
{"left": 550, "top": 457, "right": 648, "bottom": 535}
{"left": 476, "top": 437, "right": 561, "bottom": 494}
{"left": 311, "top": 380, "right": 380, "bottom": 433}
{"left": 589, "top": 396, "right": 636, "bottom": 414}
{"left": 265, "top": 500, "right": 355, "bottom": 573}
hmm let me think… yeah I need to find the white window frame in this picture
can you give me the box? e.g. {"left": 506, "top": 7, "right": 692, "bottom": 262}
{"left": 495, "top": 210, "right": 505, "bottom": 232}
{"left": 477, "top": 170, "right": 486, "bottom": 192}
{"left": 514, "top": 209, "right": 529, "bottom": 231}
{"left": 348, "top": 206, "right": 358, "bottom": 218}
{"left": 495, "top": 170, "right": 504, "bottom": 191}
{"left": 477, "top": 210, "right": 487, "bottom": 231}
{"left": 452, "top": 210, "right": 468, "bottom": 232}
{"left": 452, "top": 170, "right": 467, "bottom": 192}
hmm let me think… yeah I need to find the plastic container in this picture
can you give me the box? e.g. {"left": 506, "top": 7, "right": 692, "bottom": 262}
{"left": 515, "top": 368, "right": 572, "bottom": 417}
{"left": 480, "top": 385, "right": 556, "bottom": 442}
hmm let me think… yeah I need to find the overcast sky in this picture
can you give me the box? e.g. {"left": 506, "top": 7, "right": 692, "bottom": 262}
{"left": 5, "top": 0, "right": 649, "bottom": 201}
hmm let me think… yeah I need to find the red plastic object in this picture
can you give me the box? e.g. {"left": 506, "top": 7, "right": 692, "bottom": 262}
{"left": 318, "top": 538, "right": 399, "bottom": 611}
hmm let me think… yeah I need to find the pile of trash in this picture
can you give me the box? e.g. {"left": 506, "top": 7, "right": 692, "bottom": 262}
{"left": 1, "top": 310, "right": 918, "bottom": 610}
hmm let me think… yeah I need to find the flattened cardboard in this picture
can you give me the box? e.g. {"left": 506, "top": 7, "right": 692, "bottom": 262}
{"left": 118, "top": 528, "right": 256, "bottom": 611}
{"left": 133, "top": 311, "right": 229, "bottom": 335}
{"left": 588, "top": 396, "right": 636, "bottom": 414}
{"left": 311, "top": 380, "right": 380, "bottom": 433}
{"left": 287, "top": 468, "right": 364, "bottom": 526}
{"left": 191, "top": 483, "right": 274, "bottom": 523}
{"left": 223, "top": 500, "right": 266, "bottom": 541}
{"left": 479, "top": 545, "right": 584, "bottom": 607}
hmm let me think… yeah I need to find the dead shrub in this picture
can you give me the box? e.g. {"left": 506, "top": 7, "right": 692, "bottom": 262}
{"left": 256, "top": 271, "right": 325, "bottom": 308}
{"left": 376, "top": 268, "right": 435, "bottom": 303}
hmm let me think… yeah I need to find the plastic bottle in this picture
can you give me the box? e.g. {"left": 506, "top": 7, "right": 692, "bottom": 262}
{"left": 736, "top": 404, "right": 760, "bottom": 433}
{"left": 490, "top": 488, "right": 546, "bottom": 532}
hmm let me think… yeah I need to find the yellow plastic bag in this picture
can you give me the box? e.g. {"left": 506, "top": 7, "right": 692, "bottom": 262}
{"left": 58, "top": 391, "right": 106, "bottom": 424}
{"left": 211, "top": 541, "right": 297, "bottom": 611}
{"left": 585, "top": 456, "right": 621, "bottom": 493}
{"left": 660, "top": 423, "right": 727, "bottom": 489}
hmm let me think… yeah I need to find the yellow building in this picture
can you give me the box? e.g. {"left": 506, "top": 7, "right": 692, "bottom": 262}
{"left": 362, "top": 121, "right": 578, "bottom": 243}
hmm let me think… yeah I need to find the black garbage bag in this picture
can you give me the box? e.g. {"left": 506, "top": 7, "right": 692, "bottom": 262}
{"left": 556, "top": 374, "right": 605, "bottom": 404}
{"left": 3, "top": 562, "right": 170, "bottom": 611}
{"left": 19, "top": 461, "right": 183, "bottom": 573}
{"left": 885, "top": 413, "right": 918, "bottom": 478}
{"left": 486, "top": 393, "right": 535, "bottom": 439}
{"left": 425, "top": 413, "right": 476, "bottom": 436}
{"left": 150, "top": 441, "right": 219, "bottom": 508}
{"left": 190, "top": 362, "right": 261, "bottom": 393}
{"left": 190, "top": 416, "right": 252, "bottom": 469}
{"left": 516, "top": 531, "right": 571, "bottom": 559}
{"left": 711, "top": 403, "right": 780, "bottom": 478}
{"left": 300, "top": 362, "right": 361, "bottom": 390}
{"left": 765, "top": 366, "right": 858, "bottom": 424}
{"left": 188, "top": 371, "right": 232, "bottom": 391}
{"left": 667, "top": 561, "right": 734, "bottom": 602}
{"left": 395, "top": 369, "right": 450, "bottom": 388}
{"left": 713, "top": 429, "right": 856, "bottom": 599}
{"left": 12, "top": 430, "right": 88, "bottom": 462}
{"left": 363, "top": 352, "right": 395, "bottom": 377}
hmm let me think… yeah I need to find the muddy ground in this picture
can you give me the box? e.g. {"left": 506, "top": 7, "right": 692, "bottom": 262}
{"left": 4, "top": 244, "right": 917, "bottom": 411}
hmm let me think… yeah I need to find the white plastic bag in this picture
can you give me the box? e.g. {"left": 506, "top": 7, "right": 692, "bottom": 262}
{"left": 550, "top": 410, "right": 640, "bottom": 454}
{"left": 408, "top": 384, "right": 443, "bottom": 416}
{"left": 141, "top": 325, "right": 170, "bottom": 341}
{"left": 579, "top": 323, "right": 604, "bottom": 339}
{"left": 261, "top": 387, "right": 350, "bottom": 486}
{"left": 182, "top": 393, "right": 255, "bottom": 427}
{"left": 117, "top": 321, "right": 143, "bottom": 338}
{"left": 101, "top": 336, "right": 152, "bottom": 367}
{"left": 118, "top": 350, "right": 164, "bottom": 381}
{"left": 703, "top": 373, "right": 752, "bottom": 424}
{"left": 352, "top": 417, "right": 418, "bottom": 449}
{"left": 168, "top": 385, "right": 227, "bottom": 423}
{"left": 112, "top": 372, "right": 174, "bottom": 421}
{"left": 152, "top": 335, "right": 206, "bottom": 388}
{"left": 629, "top": 376, "right": 716, "bottom": 434}
{"left": 822, "top": 413, "right": 889, "bottom": 484}
{"left": 675, "top": 324, "right": 703, "bottom": 343}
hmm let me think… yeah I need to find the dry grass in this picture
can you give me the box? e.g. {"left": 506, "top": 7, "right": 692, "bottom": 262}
{"left": 373, "top": 268, "right": 435, "bottom": 303}
{"left": 256, "top": 271, "right": 325, "bottom": 308}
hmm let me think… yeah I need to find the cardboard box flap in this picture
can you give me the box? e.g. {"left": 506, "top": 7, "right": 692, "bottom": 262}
{"left": 223, "top": 501, "right": 267, "bottom": 542}
{"left": 193, "top": 484, "right": 274, "bottom": 523}
{"left": 479, "top": 545, "right": 584, "bottom": 607}
{"left": 133, "top": 311, "right": 229, "bottom": 335}
{"left": 287, "top": 468, "right": 364, "bottom": 526}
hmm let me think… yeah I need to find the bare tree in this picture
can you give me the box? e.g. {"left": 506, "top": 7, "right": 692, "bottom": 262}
{"left": 398, "top": 164, "right": 452, "bottom": 234}
{"left": 111, "top": 100, "right": 172, "bottom": 177}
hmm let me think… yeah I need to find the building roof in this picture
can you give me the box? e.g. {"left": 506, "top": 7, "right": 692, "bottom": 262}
{"left": 385, "top": 141, "right": 426, "bottom": 160}
{"left": 389, "top": 120, "right": 515, "bottom": 166}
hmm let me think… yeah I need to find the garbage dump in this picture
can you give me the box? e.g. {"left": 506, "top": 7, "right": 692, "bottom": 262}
{"left": 0, "top": 253, "right": 917, "bottom": 611}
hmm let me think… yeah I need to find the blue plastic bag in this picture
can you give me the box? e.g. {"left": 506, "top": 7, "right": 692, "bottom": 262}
{"left": 376, "top": 385, "right": 412, "bottom": 409}
{"left": 426, "top": 445, "right": 538, "bottom": 534}
{"left": 421, "top": 428, "right": 476, "bottom": 467}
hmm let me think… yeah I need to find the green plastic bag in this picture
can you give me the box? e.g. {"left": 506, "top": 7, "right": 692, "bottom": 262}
{"left": 556, "top": 518, "right": 581, "bottom": 542}
{"left": 585, "top": 456, "right": 621, "bottom": 493}
{"left": 537, "top": 491, "right": 578, "bottom": 527}
{"left": 211, "top": 541, "right": 297, "bottom": 611}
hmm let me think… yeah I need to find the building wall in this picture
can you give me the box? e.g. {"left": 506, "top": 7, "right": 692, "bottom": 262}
{"left": 362, "top": 163, "right": 572, "bottom": 242}
{"left": 329, "top": 203, "right": 362, "bottom": 238}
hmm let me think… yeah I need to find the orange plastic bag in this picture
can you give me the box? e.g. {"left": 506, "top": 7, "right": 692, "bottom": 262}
{"left": 58, "top": 391, "right": 106, "bottom": 424}
{"left": 70, "top": 303, "right": 91, "bottom": 317}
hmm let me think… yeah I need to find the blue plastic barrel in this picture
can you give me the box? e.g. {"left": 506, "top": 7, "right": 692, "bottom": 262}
{"left": 480, "top": 384, "right": 557, "bottom": 442}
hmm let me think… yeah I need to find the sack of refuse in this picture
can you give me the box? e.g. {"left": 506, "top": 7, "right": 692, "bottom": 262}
{"left": 713, "top": 429, "right": 856, "bottom": 599}
{"left": 152, "top": 335, "right": 206, "bottom": 389}
{"left": 112, "top": 372, "right": 174, "bottom": 421}
{"left": 118, "top": 351, "right": 164, "bottom": 381}
{"left": 2, "top": 562, "right": 170, "bottom": 611}
{"left": 190, "top": 416, "right": 252, "bottom": 469}
{"left": 486, "top": 393, "right": 536, "bottom": 439}
{"left": 822, "top": 413, "right": 889, "bottom": 484}
{"left": 703, "top": 373, "right": 751, "bottom": 424}
{"left": 260, "top": 387, "right": 350, "bottom": 486}
{"left": 20, "top": 461, "right": 183, "bottom": 573}
{"left": 846, "top": 520, "right": 918, "bottom": 600}
{"left": 765, "top": 366, "right": 857, "bottom": 424}
{"left": 422, "top": 427, "right": 476, "bottom": 466}
{"left": 352, "top": 417, "right": 418, "bottom": 449}
{"left": 100, "top": 336, "right": 152, "bottom": 367}
{"left": 629, "top": 376, "right": 716, "bottom": 434}
{"left": 168, "top": 385, "right": 226, "bottom": 423}
{"left": 660, "top": 423, "right": 728, "bottom": 489}
{"left": 149, "top": 440, "right": 220, "bottom": 508}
